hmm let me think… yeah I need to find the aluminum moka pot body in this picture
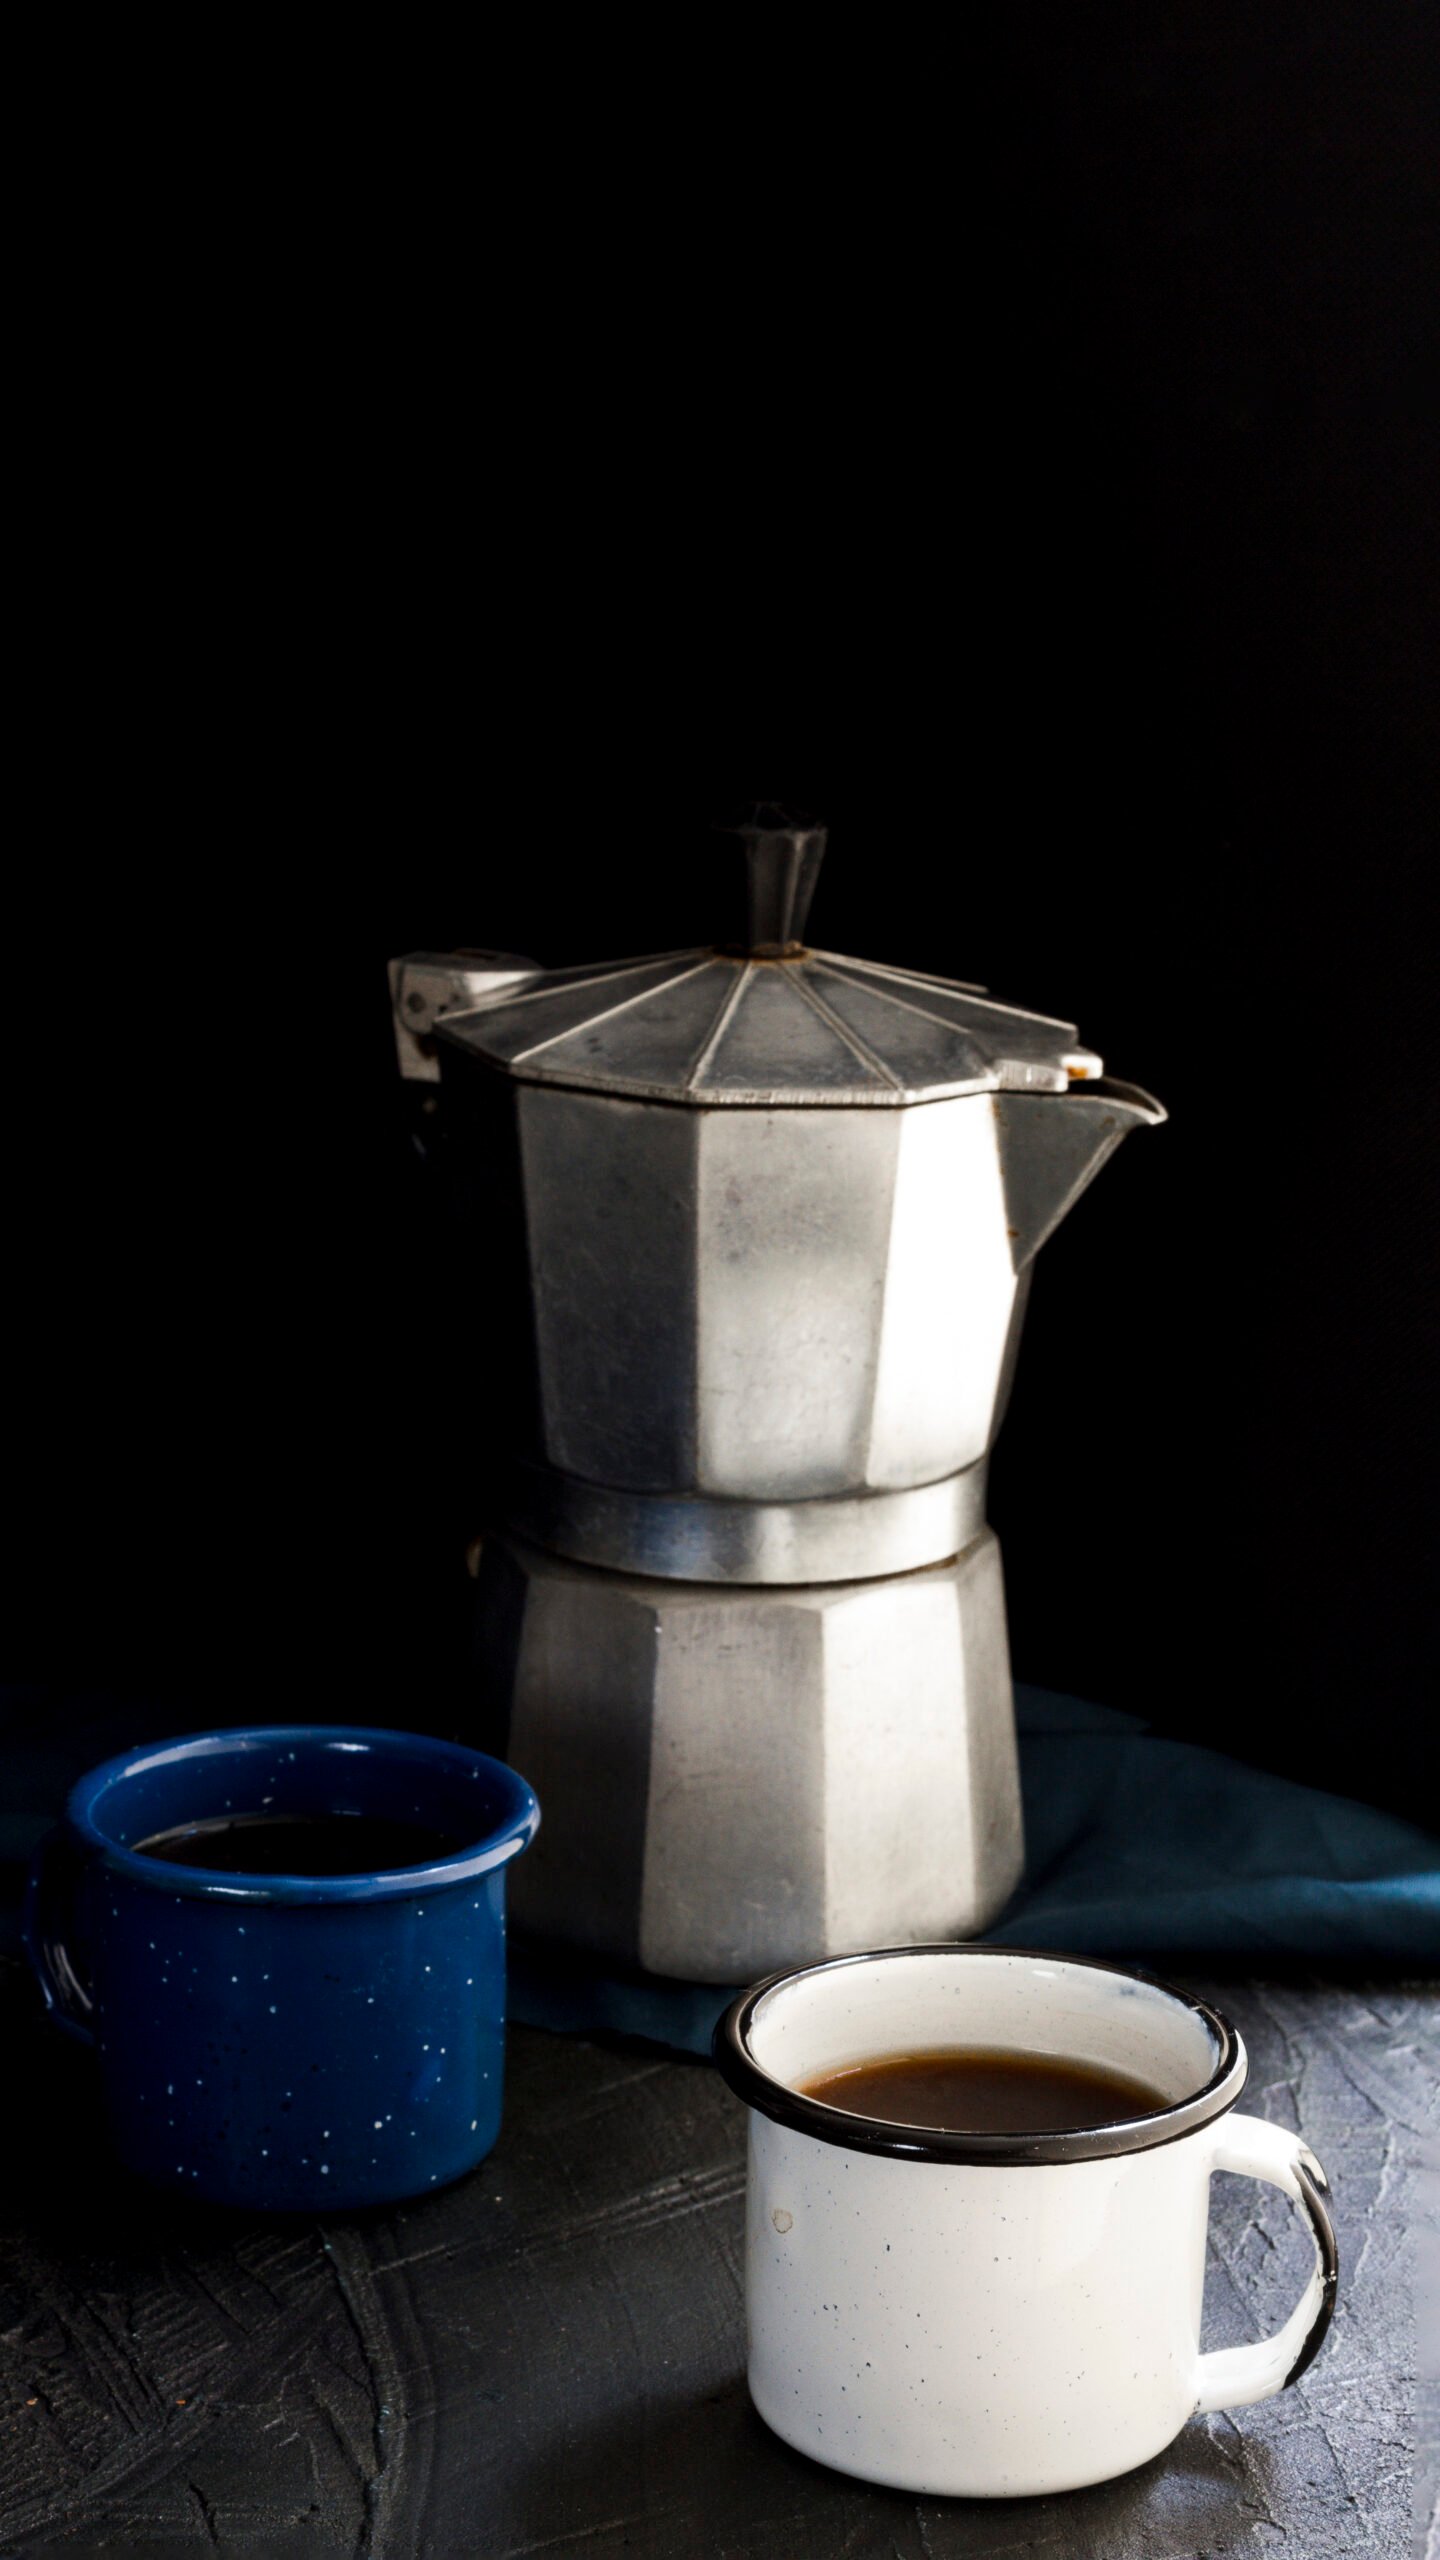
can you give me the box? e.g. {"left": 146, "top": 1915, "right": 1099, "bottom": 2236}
{"left": 400, "top": 818, "right": 1163, "bottom": 1979}
{"left": 470, "top": 1525, "right": 1026, "bottom": 1984}
{"left": 436, "top": 956, "right": 1161, "bottom": 1587}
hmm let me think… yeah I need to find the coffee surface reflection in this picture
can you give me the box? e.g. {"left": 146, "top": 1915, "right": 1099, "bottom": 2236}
{"left": 800, "top": 2046, "right": 1170, "bottom": 2134}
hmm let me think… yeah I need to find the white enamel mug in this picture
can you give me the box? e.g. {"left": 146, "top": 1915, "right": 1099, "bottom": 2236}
{"left": 714, "top": 1946, "right": 1336, "bottom": 2498}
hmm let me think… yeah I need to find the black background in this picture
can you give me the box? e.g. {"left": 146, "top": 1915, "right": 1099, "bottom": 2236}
{"left": 4, "top": 11, "right": 1435, "bottom": 1823}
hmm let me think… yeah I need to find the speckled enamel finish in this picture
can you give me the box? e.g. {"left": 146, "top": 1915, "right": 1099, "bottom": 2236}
{"left": 731, "top": 1949, "right": 1335, "bottom": 2497}
{"left": 747, "top": 2115, "right": 1213, "bottom": 2496}
{"left": 24, "top": 1727, "right": 539, "bottom": 2213}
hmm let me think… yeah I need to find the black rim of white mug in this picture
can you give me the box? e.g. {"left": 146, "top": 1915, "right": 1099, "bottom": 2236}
{"left": 712, "top": 1944, "right": 1249, "bottom": 2164}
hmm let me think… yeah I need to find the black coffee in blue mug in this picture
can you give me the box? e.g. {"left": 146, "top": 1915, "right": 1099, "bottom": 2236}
{"left": 23, "top": 1726, "right": 539, "bottom": 2211}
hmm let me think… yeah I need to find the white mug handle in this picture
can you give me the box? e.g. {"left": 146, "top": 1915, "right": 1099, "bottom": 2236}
{"left": 1194, "top": 2111, "right": 1338, "bottom": 2413}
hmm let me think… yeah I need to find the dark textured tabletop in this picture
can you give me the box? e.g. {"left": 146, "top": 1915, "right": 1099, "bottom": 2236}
{"left": 0, "top": 1962, "right": 1434, "bottom": 2559}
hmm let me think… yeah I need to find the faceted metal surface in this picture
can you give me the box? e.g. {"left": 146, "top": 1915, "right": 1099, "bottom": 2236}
{"left": 437, "top": 947, "right": 1107, "bottom": 1106}
{"left": 470, "top": 1529, "right": 1025, "bottom": 1984}
{"left": 439, "top": 1067, "right": 1161, "bottom": 1549}
{"left": 501, "top": 1458, "right": 991, "bottom": 1584}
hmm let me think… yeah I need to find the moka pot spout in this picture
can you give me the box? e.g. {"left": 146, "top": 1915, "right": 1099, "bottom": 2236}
{"left": 993, "top": 1078, "right": 1167, "bottom": 1274}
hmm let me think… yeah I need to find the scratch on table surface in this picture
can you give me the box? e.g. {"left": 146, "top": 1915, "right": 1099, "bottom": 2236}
{"left": 242, "top": 2230, "right": 325, "bottom": 2312}
{"left": 1347, "top": 1991, "right": 1426, "bottom": 2043}
{"left": 1248, "top": 1984, "right": 1309, "bottom": 2083}
{"left": 64, "top": 2284, "right": 177, "bottom": 2435}
{"left": 567, "top": 2061, "right": 674, "bottom": 2114}
{"left": 1312, "top": 2411, "right": 1370, "bottom": 2515}
{"left": 184, "top": 2475, "right": 222, "bottom": 2549}
{"left": 918, "top": 2530, "right": 1068, "bottom": 2559}
{"left": 368, "top": 2158, "right": 746, "bottom": 2282}
{"left": 1318, "top": 2038, "right": 1418, "bottom": 2132}
{"left": 1353, "top": 2123, "right": 1405, "bottom": 2286}
{"left": 170, "top": 2255, "right": 255, "bottom": 2348}
{"left": 503, "top": 2510, "right": 680, "bottom": 2554}
{"left": 316, "top": 2226, "right": 401, "bottom": 2560}
{"left": 1208, "top": 2407, "right": 1289, "bottom": 2538}
{"left": 1262, "top": 1987, "right": 1437, "bottom": 2138}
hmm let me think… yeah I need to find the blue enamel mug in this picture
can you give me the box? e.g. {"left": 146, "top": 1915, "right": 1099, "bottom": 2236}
{"left": 23, "top": 1725, "right": 539, "bottom": 2211}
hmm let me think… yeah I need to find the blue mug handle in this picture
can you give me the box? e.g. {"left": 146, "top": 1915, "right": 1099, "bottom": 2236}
{"left": 23, "top": 1827, "right": 97, "bottom": 2045}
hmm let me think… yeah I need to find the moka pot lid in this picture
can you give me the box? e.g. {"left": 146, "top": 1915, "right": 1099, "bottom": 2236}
{"left": 435, "top": 813, "right": 1104, "bottom": 1107}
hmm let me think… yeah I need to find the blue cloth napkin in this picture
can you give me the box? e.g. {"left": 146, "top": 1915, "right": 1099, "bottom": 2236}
{"left": 508, "top": 1684, "right": 1440, "bottom": 2056}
